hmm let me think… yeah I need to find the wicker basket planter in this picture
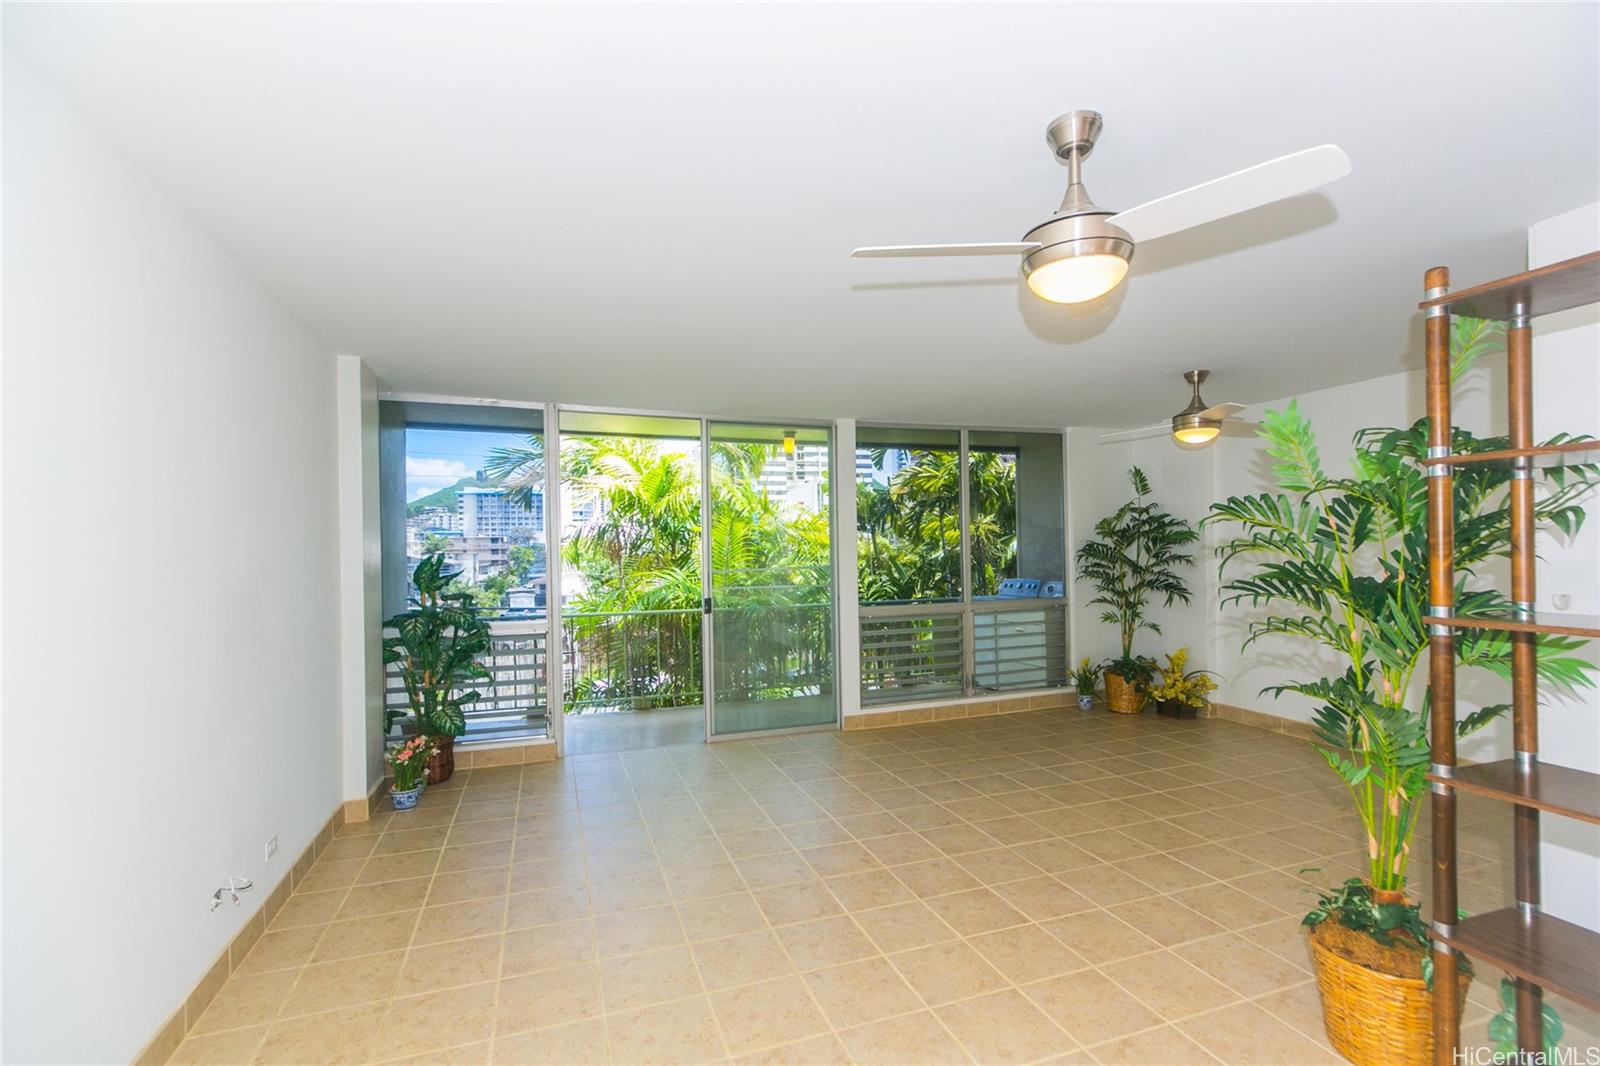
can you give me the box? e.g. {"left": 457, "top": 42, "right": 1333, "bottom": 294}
{"left": 425, "top": 735, "right": 456, "bottom": 785}
{"left": 1308, "top": 920, "right": 1467, "bottom": 1066}
{"left": 1103, "top": 671, "right": 1146, "bottom": 714}
{"left": 1154, "top": 698, "right": 1203, "bottom": 720}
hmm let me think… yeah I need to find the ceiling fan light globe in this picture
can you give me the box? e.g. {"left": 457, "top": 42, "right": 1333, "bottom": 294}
{"left": 1024, "top": 253, "right": 1130, "bottom": 304}
{"left": 1019, "top": 215, "right": 1133, "bottom": 304}
{"left": 1172, "top": 417, "right": 1221, "bottom": 446}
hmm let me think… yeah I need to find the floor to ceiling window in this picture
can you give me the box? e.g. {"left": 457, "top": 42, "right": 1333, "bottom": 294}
{"left": 556, "top": 411, "right": 705, "bottom": 751}
{"left": 378, "top": 401, "right": 551, "bottom": 741}
{"left": 706, "top": 421, "right": 835, "bottom": 737}
{"left": 856, "top": 425, "right": 1067, "bottom": 705}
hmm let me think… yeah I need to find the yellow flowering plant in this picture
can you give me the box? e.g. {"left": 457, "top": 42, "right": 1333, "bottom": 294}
{"left": 1071, "top": 657, "right": 1099, "bottom": 696}
{"left": 1146, "top": 647, "right": 1217, "bottom": 708}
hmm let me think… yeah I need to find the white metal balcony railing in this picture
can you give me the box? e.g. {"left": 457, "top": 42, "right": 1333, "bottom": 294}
{"left": 384, "top": 620, "right": 550, "bottom": 742}
{"left": 384, "top": 599, "right": 1067, "bottom": 740}
{"left": 860, "top": 599, "right": 1069, "bottom": 706}
{"left": 563, "top": 608, "right": 702, "bottom": 714}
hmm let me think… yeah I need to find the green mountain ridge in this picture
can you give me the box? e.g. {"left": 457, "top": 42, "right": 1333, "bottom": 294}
{"left": 407, "top": 474, "right": 500, "bottom": 516}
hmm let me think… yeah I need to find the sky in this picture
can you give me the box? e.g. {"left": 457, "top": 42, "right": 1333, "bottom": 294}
{"left": 406, "top": 427, "right": 533, "bottom": 502}
{"left": 407, "top": 427, "right": 879, "bottom": 504}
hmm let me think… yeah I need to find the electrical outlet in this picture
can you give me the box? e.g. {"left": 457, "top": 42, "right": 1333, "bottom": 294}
{"left": 264, "top": 835, "right": 278, "bottom": 862}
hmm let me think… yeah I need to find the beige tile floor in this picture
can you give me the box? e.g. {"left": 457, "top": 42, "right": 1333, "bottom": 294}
{"left": 173, "top": 707, "right": 1599, "bottom": 1065}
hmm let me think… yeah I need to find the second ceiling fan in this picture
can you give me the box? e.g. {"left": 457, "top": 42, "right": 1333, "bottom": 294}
{"left": 1099, "top": 370, "right": 1255, "bottom": 447}
{"left": 852, "top": 111, "right": 1350, "bottom": 305}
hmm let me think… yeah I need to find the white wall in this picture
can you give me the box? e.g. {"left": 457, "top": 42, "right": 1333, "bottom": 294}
{"left": 1528, "top": 203, "right": 1600, "bottom": 929}
{"left": 2, "top": 60, "right": 340, "bottom": 1064}
{"left": 337, "top": 355, "right": 386, "bottom": 802}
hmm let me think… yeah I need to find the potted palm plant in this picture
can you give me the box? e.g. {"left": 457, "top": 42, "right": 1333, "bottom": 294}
{"left": 1206, "top": 321, "right": 1596, "bottom": 1066}
{"left": 383, "top": 553, "right": 494, "bottom": 785}
{"left": 1074, "top": 466, "right": 1198, "bottom": 713}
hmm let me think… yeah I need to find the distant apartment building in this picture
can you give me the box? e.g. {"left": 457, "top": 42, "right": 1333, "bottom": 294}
{"left": 410, "top": 505, "right": 459, "bottom": 531}
{"left": 760, "top": 444, "right": 828, "bottom": 495}
{"left": 459, "top": 485, "right": 542, "bottom": 539}
{"left": 855, "top": 446, "right": 911, "bottom": 485}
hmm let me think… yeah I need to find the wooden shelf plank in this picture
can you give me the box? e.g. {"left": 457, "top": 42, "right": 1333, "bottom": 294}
{"left": 1440, "top": 611, "right": 1600, "bottom": 639}
{"left": 1421, "top": 441, "right": 1600, "bottom": 468}
{"left": 1429, "top": 761, "right": 1600, "bottom": 824}
{"left": 1439, "top": 909, "right": 1600, "bottom": 1011}
{"left": 1418, "top": 251, "right": 1600, "bottom": 321}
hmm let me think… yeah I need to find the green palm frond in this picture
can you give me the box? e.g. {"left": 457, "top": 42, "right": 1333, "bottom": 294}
{"left": 1207, "top": 318, "right": 1598, "bottom": 895}
{"left": 1075, "top": 467, "right": 1198, "bottom": 660}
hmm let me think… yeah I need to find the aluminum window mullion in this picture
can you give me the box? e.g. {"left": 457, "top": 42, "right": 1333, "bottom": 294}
{"left": 699, "top": 418, "right": 715, "bottom": 739}
{"left": 545, "top": 403, "right": 564, "bottom": 755}
{"left": 958, "top": 429, "right": 975, "bottom": 697}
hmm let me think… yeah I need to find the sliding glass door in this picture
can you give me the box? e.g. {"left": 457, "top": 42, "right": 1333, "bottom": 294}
{"left": 703, "top": 421, "right": 837, "bottom": 737}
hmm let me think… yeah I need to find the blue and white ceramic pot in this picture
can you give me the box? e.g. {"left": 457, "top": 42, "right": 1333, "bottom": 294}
{"left": 391, "top": 782, "right": 425, "bottom": 811}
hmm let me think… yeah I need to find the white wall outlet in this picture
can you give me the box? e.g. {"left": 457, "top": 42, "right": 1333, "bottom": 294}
{"left": 264, "top": 835, "right": 278, "bottom": 862}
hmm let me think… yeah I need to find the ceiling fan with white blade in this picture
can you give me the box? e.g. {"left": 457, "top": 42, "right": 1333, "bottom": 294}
{"left": 852, "top": 111, "right": 1350, "bottom": 306}
{"left": 1098, "top": 371, "right": 1255, "bottom": 447}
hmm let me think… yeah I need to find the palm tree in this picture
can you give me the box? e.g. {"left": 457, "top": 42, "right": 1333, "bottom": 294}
{"left": 555, "top": 435, "right": 836, "bottom": 711}
{"left": 859, "top": 447, "right": 1019, "bottom": 602}
{"left": 482, "top": 435, "right": 544, "bottom": 510}
{"left": 1074, "top": 466, "right": 1198, "bottom": 681}
{"left": 1206, "top": 318, "right": 1597, "bottom": 894}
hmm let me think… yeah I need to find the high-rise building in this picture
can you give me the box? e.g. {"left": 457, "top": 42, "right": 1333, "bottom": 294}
{"left": 759, "top": 444, "right": 828, "bottom": 495}
{"left": 855, "top": 447, "right": 911, "bottom": 486}
{"left": 458, "top": 485, "right": 542, "bottom": 539}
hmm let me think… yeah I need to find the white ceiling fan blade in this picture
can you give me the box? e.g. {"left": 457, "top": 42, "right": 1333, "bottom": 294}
{"left": 1108, "top": 145, "right": 1351, "bottom": 245}
{"left": 1199, "top": 401, "right": 1247, "bottom": 420}
{"left": 1219, "top": 419, "right": 1263, "bottom": 438}
{"left": 851, "top": 242, "right": 1041, "bottom": 259}
{"left": 1098, "top": 423, "right": 1168, "bottom": 444}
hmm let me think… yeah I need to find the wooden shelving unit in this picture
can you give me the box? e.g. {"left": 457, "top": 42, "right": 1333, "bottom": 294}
{"left": 1437, "top": 911, "right": 1600, "bottom": 1012}
{"left": 1436, "top": 610, "right": 1600, "bottom": 639}
{"left": 1423, "top": 440, "right": 1600, "bottom": 469}
{"left": 1423, "top": 252, "right": 1600, "bottom": 1062}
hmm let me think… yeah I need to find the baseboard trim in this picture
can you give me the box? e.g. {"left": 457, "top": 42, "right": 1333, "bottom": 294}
{"left": 842, "top": 693, "right": 1317, "bottom": 742}
{"left": 843, "top": 689, "right": 1075, "bottom": 730}
{"left": 342, "top": 775, "right": 386, "bottom": 825}
{"left": 133, "top": 801, "right": 348, "bottom": 1066}
{"left": 1204, "top": 700, "right": 1317, "bottom": 740}
{"left": 455, "top": 735, "right": 558, "bottom": 768}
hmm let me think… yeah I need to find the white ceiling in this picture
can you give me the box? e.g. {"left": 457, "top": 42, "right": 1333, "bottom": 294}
{"left": 9, "top": 2, "right": 1599, "bottom": 427}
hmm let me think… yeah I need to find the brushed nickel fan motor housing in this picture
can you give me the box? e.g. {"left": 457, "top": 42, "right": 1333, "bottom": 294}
{"left": 1045, "top": 110, "right": 1103, "bottom": 163}
{"left": 1021, "top": 110, "right": 1134, "bottom": 289}
{"left": 1019, "top": 214, "right": 1134, "bottom": 291}
{"left": 1171, "top": 369, "right": 1222, "bottom": 438}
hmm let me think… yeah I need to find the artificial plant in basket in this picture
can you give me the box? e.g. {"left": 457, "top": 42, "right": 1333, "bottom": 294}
{"left": 383, "top": 553, "right": 493, "bottom": 785}
{"left": 1148, "top": 647, "right": 1216, "bottom": 719}
{"left": 1205, "top": 317, "right": 1597, "bottom": 1064}
{"left": 1074, "top": 466, "right": 1198, "bottom": 713}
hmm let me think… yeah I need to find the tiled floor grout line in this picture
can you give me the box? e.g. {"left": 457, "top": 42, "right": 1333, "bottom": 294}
{"left": 634, "top": 756, "right": 735, "bottom": 1064}
{"left": 179, "top": 711, "right": 1553, "bottom": 1064}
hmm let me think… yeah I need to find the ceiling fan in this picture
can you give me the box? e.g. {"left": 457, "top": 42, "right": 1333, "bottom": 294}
{"left": 851, "top": 111, "right": 1350, "bottom": 305}
{"left": 1099, "top": 370, "right": 1255, "bottom": 446}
